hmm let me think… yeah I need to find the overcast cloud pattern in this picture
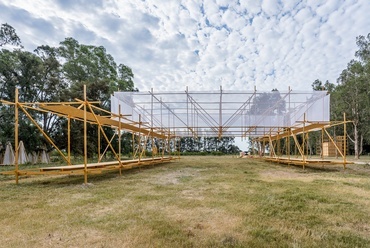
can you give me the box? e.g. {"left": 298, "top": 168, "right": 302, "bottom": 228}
{"left": 1, "top": 0, "right": 369, "bottom": 91}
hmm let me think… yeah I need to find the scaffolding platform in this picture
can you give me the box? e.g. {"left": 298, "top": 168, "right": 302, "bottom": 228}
{"left": 262, "top": 157, "right": 354, "bottom": 167}
{"left": 1, "top": 157, "right": 175, "bottom": 176}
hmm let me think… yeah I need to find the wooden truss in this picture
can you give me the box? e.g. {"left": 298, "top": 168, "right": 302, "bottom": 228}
{"left": 252, "top": 113, "right": 353, "bottom": 169}
{"left": 1, "top": 86, "right": 177, "bottom": 184}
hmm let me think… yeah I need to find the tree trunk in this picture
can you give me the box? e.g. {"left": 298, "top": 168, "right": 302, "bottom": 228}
{"left": 354, "top": 124, "right": 359, "bottom": 159}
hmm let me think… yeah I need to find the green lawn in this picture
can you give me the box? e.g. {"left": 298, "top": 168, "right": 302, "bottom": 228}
{"left": 1, "top": 156, "right": 370, "bottom": 247}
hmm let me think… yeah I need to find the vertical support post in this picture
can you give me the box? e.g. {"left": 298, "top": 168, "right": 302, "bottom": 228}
{"left": 219, "top": 85, "right": 222, "bottom": 139}
{"left": 118, "top": 105, "right": 122, "bottom": 175}
{"left": 168, "top": 109, "right": 171, "bottom": 156}
{"left": 161, "top": 131, "right": 165, "bottom": 159}
{"left": 287, "top": 128, "right": 291, "bottom": 164}
{"left": 132, "top": 132, "right": 135, "bottom": 159}
{"left": 139, "top": 114, "right": 142, "bottom": 162}
{"left": 343, "top": 112, "right": 347, "bottom": 169}
{"left": 68, "top": 116, "right": 71, "bottom": 164}
{"left": 160, "top": 97, "right": 163, "bottom": 159}
{"left": 186, "top": 86, "right": 189, "bottom": 136}
{"left": 14, "top": 88, "right": 19, "bottom": 184}
{"left": 277, "top": 131, "right": 280, "bottom": 158}
{"left": 306, "top": 132, "right": 309, "bottom": 157}
{"left": 83, "top": 85, "right": 88, "bottom": 184}
{"left": 97, "top": 124, "right": 100, "bottom": 162}
{"left": 178, "top": 137, "right": 181, "bottom": 159}
{"left": 151, "top": 88, "right": 154, "bottom": 160}
{"left": 302, "top": 113, "right": 306, "bottom": 169}
{"left": 321, "top": 128, "right": 324, "bottom": 159}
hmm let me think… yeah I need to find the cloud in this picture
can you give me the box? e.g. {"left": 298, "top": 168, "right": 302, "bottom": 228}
{"left": 0, "top": 0, "right": 369, "bottom": 92}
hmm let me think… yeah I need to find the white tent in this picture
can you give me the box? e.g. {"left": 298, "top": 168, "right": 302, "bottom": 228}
{"left": 32, "top": 152, "right": 38, "bottom": 164}
{"left": 0, "top": 142, "right": 3, "bottom": 164}
{"left": 40, "top": 150, "right": 50, "bottom": 163}
{"left": 18, "top": 141, "right": 29, "bottom": 164}
{"left": 27, "top": 152, "right": 38, "bottom": 164}
{"left": 3, "top": 142, "right": 15, "bottom": 165}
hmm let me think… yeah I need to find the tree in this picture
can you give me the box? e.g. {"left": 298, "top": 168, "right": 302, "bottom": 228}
{"left": 249, "top": 89, "right": 286, "bottom": 115}
{"left": 0, "top": 23, "right": 22, "bottom": 47}
{"left": 1, "top": 25, "right": 137, "bottom": 157}
{"left": 58, "top": 37, "right": 136, "bottom": 156}
{"left": 335, "top": 59, "right": 370, "bottom": 158}
{"left": 311, "top": 79, "right": 335, "bottom": 92}
{"left": 59, "top": 38, "right": 119, "bottom": 103}
{"left": 0, "top": 49, "right": 45, "bottom": 150}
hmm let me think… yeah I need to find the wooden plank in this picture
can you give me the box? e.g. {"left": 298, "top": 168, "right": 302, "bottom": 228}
{"left": 39, "top": 105, "right": 167, "bottom": 139}
{"left": 1, "top": 157, "right": 174, "bottom": 176}
{"left": 259, "top": 123, "right": 328, "bottom": 142}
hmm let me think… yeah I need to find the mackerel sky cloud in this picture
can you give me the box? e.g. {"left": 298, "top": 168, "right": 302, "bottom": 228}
{"left": 1, "top": 0, "right": 369, "bottom": 92}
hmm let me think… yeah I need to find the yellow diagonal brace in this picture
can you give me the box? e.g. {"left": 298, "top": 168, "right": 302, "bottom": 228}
{"left": 86, "top": 103, "right": 122, "bottom": 168}
{"left": 18, "top": 104, "right": 71, "bottom": 165}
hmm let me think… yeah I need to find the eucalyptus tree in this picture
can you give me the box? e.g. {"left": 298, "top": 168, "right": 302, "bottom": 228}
{"left": 58, "top": 37, "right": 136, "bottom": 156}
{"left": 0, "top": 49, "right": 45, "bottom": 150}
{"left": 335, "top": 34, "right": 370, "bottom": 158}
{"left": 0, "top": 23, "right": 22, "bottom": 47}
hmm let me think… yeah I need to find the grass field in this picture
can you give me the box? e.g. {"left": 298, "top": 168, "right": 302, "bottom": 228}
{"left": 1, "top": 156, "right": 370, "bottom": 247}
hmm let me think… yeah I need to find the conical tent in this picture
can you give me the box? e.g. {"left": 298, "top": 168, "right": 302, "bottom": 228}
{"left": 0, "top": 142, "right": 3, "bottom": 164}
{"left": 3, "top": 142, "right": 15, "bottom": 165}
{"left": 27, "top": 153, "right": 33, "bottom": 163}
{"left": 40, "top": 150, "right": 50, "bottom": 163}
{"left": 32, "top": 152, "right": 38, "bottom": 164}
{"left": 18, "top": 141, "right": 28, "bottom": 164}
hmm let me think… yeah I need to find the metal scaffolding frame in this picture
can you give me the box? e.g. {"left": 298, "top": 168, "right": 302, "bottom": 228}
{"left": 111, "top": 87, "right": 331, "bottom": 139}
{"left": 111, "top": 86, "right": 351, "bottom": 168}
{"left": 1, "top": 86, "right": 351, "bottom": 184}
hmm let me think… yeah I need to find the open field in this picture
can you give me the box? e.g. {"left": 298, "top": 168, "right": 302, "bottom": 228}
{"left": 1, "top": 156, "right": 370, "bottom": 247}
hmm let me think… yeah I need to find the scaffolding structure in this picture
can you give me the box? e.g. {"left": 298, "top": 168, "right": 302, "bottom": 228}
{"left": 111, "top": 87, "right": 330, "bottom": 138}
{"left": 1, "top": 86, "right": 176, "bottom": 184}
{"left": 111, "top": 87, "right": 351, "bottom": 168}
{"left": 1, "top": 86, "right": 351, "bottom": 184}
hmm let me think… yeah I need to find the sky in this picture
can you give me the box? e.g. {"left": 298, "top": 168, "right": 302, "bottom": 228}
{"left": 1, "top": 0, "right": 369, "bottom": 93}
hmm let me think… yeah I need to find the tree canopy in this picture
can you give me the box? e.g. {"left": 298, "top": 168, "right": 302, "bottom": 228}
{"left": 0, "top": 24, "right": 136, "bottom": 155}
{"left": 312, "top": 33, "right": 370, "bottom": 158}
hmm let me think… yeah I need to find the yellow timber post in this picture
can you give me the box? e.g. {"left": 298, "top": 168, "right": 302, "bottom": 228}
{"left": 138, "top": 114, "right": 142, "bottom": 163}
{"left": 302, "top": 113, "right": 306, "bottom": 170}
{"left": 14, "top": 88, "right": 19, "bottom": 184}
{"left": 321, "top": 127, "right": 324, "bottom": 159}
{"left": 118, "top": 105, "right": 122, "bottom": 176}
{"left": 132, "top": 132, "right": 135, "bottom": 159}
{"left": 343, "top": 112, "right": 347, "bottom": 169}
{"left": 287, "top": 128, "right": 291, "bottom": 164}
{"left": 83, "top": 85, "right": 88, "bottom": 184}
{"left": 68, "top": 116, "right": 71, "bottom": 164}
{"left": 98, "top": 126, "right": 100, "bottom": 162}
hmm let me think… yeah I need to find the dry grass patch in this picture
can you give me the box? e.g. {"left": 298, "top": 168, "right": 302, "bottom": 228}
{"left": 1, "top": 156, "right": 370, "bottom": 247}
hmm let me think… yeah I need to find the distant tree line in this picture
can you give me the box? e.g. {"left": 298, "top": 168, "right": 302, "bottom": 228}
{"left": 179, "top": 136, "right": 240, "bottom": 154}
